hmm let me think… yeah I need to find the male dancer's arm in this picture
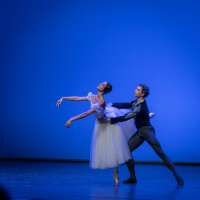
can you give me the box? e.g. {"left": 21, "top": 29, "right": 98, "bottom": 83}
{"left": 110, "top": 104, "right": 141, "bottom": 124}
{"left": 112, "top": 101, "right": 133, "bottom": 109}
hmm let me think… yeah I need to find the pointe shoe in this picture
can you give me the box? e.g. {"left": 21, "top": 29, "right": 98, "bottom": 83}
{"left": 113, "top": 174, "right": 119, "bottom": 185}
{"left": 115, "top": 177, "right": 119, "bottom": 185}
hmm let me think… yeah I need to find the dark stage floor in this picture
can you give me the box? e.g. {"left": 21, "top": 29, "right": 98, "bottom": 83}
{"left": 0, "top": 160, "right": 199, "bottom": 200}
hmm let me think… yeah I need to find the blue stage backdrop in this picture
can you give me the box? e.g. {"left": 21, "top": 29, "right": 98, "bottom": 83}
{"left": 1, "top": 0, "right": 200, "bottom": 162}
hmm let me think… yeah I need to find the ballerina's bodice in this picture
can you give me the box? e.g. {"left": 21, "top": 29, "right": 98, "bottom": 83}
{"left": 87, "top": 92, "right": 105, "bottom": 119}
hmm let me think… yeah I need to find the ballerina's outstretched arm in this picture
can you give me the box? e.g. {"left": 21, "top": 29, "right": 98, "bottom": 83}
{"left": 56, "top": 96, "right": 88, "bottom": 107}
{"left": 65, "top": 108, "right": 96, "bottom": 128}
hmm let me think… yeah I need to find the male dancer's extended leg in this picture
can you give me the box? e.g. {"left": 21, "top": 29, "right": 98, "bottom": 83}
{"left": 124, "top": 132, "right": 144, "bottom": 184}
{"left": 144, "top": 128, "right": 184, "bottom": 186}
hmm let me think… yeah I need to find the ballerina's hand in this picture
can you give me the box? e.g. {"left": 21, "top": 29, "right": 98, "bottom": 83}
{"left": 56, "top": 98, "right": 63, "bottom": 108}
{"left": 65, "top": 119, "right": 73, "bottom": 128}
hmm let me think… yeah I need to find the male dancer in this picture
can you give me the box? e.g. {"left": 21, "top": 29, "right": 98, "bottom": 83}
{"left": 107, "top": 84, "right": 184, "bottom": 186}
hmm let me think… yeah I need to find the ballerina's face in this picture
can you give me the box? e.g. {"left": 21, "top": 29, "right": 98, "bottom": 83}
{"left": 97, "top": 82, "right": 108, "bottom": 92}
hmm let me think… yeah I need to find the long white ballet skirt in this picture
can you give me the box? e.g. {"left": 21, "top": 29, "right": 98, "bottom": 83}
{"left": 87, "top": 92, "right": 136, "bottom": 169}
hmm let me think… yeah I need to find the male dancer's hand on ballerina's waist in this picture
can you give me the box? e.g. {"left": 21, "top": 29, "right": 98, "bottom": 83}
{"left": 98, "top": 117, "right": 111, "bottom": 124}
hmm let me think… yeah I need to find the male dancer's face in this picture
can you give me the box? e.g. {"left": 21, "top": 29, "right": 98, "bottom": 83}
{"left": 134, "top": 86, "right": 144, "bottom": 98}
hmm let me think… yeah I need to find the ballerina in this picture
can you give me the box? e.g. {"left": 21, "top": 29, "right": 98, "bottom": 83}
{"left": 56, "top": 81, "right": 134, "bottom": 185}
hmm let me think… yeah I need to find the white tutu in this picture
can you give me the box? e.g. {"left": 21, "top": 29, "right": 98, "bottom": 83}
{"left": 87, "top": 93, "right": 136, "bottom": 169}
